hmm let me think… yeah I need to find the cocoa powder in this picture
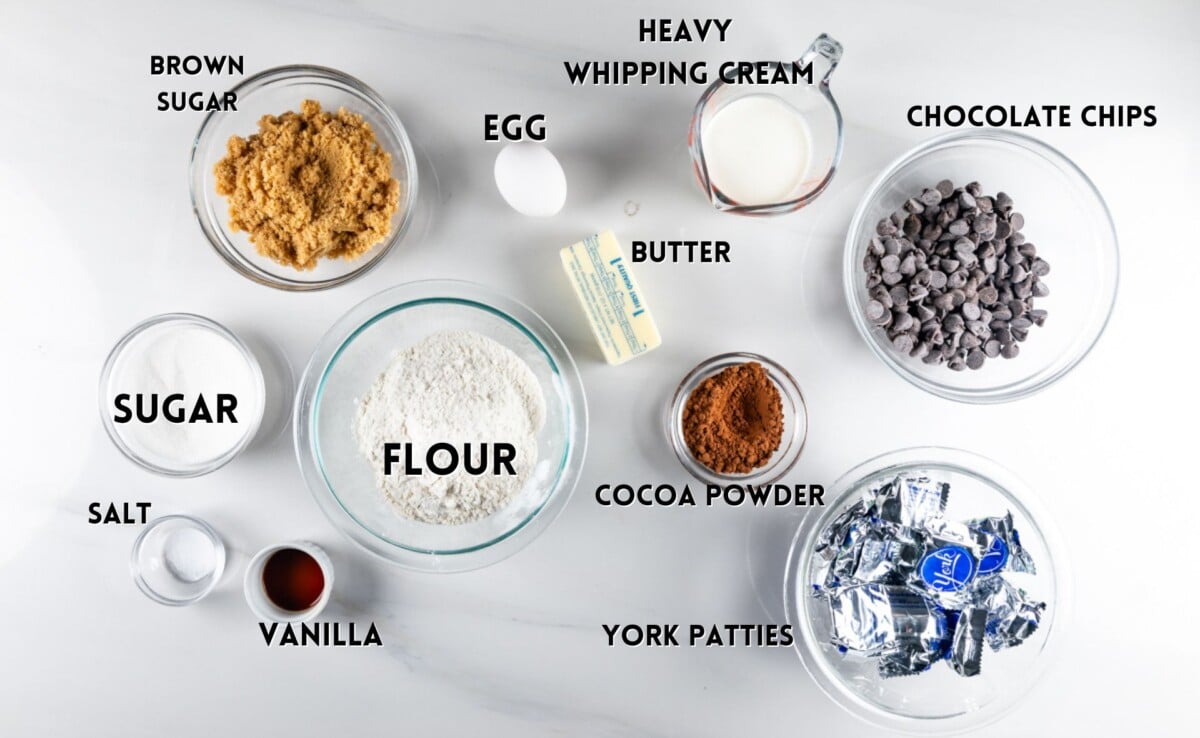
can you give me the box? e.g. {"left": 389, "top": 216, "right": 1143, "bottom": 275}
{"left": 682, "top": 362, "right": 784, "bottom": 474}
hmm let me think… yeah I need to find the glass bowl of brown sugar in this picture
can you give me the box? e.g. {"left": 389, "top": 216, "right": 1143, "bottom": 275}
{"left": 666, "top": 352, "right": 808, "bottom": 486}
{"left": 190, "top": 65, "right": 419, "bottom": 291}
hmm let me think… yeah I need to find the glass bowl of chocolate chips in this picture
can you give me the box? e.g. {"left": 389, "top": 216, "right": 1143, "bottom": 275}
{"left": 843, "top": 130, "right": 1118, "bottom": 403}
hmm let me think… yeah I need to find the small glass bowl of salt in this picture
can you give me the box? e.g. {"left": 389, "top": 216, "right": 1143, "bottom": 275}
{"left": 131, "top": 515, "right": 226, "bottom": 606}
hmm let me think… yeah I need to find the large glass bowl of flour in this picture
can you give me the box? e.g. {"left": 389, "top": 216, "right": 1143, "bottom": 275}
{"left": 295, "top": 280, "right": 588, "bottom": 572}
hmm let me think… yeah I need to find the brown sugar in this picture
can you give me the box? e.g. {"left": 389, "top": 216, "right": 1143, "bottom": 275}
{"left": 682, "top": 362, "right": 784, "bottom": 474}
{"left": 213, "top": 99, "right": 400, "bottom": 271}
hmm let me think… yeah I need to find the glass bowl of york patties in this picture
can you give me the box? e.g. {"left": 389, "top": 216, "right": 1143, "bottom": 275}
{"left": 844, "top": 130, "right": 1118, "bottom": 403}
{"left": 784, "top": 447, "right": 1069, "bottom": 734}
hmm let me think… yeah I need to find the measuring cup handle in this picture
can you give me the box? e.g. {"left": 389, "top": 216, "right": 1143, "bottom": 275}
{"left": 799, "top": 33, "right": 842, "bottom": 86}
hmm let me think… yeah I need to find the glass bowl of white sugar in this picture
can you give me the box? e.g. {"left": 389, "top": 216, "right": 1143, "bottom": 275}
{"left": 99, "top": 313, "right": 266, "bottom": 477}
{"left": 294, "top": 280, "right": 588, "bottom": 572}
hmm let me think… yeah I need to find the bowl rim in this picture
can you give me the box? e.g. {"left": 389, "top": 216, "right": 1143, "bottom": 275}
{"left": 841, "top": 129, "right": 1120, "bottom": 403}
{"left": 98, "top": 312, "right": 266, "bottom": 477}
{"left": 189, "top": 63, "right": 419, "bottom": 292}
{"left": 665, "top": 351, "right": 808, "bottom": 485}
{"left": 783, "top": 446, "right": 1071, "bottom": 734}
{"left": 293, "top": 279, "right": 589, "bottom": 571}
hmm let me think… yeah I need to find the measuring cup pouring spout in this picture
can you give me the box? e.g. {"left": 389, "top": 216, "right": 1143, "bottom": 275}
{"left": 688, "top": 33, "right": 845, "bottom": 216}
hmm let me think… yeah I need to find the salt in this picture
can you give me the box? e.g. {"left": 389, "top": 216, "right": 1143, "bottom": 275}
{"left": 163, "top": 527, "right": 217, "bottom": 583}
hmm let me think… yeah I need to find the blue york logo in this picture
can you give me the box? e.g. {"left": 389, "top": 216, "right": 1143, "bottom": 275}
{"left": 919, "top": 545, "right": 976, "bottom": 592}
{"left": 976, "top": 538, "right": 1009, "bottom": 576}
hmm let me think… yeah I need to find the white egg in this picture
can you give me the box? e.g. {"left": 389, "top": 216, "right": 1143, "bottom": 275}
{"left": 493, "top": 142, "right": 567, "bottom": 217}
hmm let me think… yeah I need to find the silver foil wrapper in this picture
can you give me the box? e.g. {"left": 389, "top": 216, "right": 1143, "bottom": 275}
{"left": 969, "top": 511, "right": 1036, "bottom": 576}
{"left": 828, "top": 583, "right": 947, "bottom": 658}
{"left": 949, "top": 606, "right": 987, "bottom": 676}
{"left": 976, "top": 577, "right": 1045, "bottom": 650}
{"left": 866, "top": 474, "right": 950, "bottom": 528}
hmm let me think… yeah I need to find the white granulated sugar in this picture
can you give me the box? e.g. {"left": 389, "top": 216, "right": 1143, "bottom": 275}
{"left": 354, "top": 330, "right": 546, "bottom": 525}
{"left": 108, "top": 322, "right": 262, "bottom": 467}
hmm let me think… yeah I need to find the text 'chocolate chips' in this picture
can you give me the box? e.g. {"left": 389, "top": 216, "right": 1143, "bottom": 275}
{"left": 863, "top": 180, "right": 1050, "bottom": 371}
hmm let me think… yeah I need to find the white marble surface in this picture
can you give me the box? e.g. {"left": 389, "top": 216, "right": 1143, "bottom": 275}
{"left": 1, "top": 0, "right": 1197, "bottom": 735}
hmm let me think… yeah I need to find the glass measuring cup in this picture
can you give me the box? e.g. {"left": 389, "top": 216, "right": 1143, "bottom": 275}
{"left": 688, "top": 33, "right": 844, "bottom": 216}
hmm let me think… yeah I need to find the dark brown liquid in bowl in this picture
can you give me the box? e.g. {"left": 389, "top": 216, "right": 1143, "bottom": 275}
{"left": 262, "top": 548, "right": 325, "bottom": 612}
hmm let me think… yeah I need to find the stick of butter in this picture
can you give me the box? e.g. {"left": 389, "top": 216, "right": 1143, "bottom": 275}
{"left": 560, "top": 231, "right": 662, "bottom": 365}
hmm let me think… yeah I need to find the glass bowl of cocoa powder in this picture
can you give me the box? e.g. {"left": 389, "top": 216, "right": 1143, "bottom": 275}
{"left": 190, "top": 65, "right": 418, "bottom": 291}
{"left": 666, "top": 352, "right": 808, "bottom": 486}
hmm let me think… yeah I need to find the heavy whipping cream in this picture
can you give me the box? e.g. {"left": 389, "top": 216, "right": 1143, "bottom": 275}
{"left": 700, "top": 94, "right": 813, "bottom": 206}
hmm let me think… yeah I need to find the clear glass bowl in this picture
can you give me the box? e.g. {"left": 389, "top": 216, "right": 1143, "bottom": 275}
{"left": 190, "top": 65, "right": 419, "bottom": 291}
{"left": 666, "top": 352, "right": 807, "bottom": 485}
{"left": 99, "top": 313, "right": 266, "bottom": 477}
{"left": 784, "top": 447, "right": 1069, "bottom": 734}
{"left": 131, "top": 515, "right": 227, "bottom": 606}
{"left": 294, "top": 280, "right": 588, "bottom": 572}
{"left": 843, "top": 131, "right": 1118, "bottom": 403}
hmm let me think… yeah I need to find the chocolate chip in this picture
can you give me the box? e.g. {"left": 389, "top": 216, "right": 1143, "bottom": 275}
{"left": 865, "top": 300, "right": 887, "bottom": 322}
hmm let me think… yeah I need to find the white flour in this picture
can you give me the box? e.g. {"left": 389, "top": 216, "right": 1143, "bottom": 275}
{"left": 354, "top": 331, "right": 546, "bottom": 525}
